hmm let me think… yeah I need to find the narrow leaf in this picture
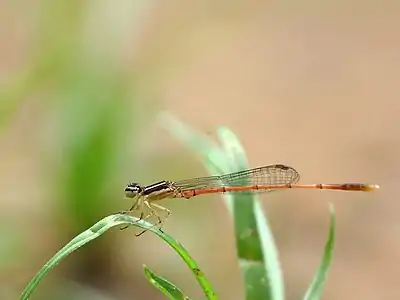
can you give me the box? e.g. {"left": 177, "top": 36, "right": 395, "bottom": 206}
{"left": 144, "top": 265, "right": 190, "bottom": 300}
{"left": 303, "top": 204, "right": 335, "bottom": 300}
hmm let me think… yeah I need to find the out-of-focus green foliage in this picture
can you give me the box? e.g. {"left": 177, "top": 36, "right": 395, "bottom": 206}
{"left": 303, "top": 204, "right": 335, "bottom": 300}
{"left": 159, "top": 113, "right": 284, "bottom": 300}
{"left": 2, "top": 1, "right": 152, "bottom": 298}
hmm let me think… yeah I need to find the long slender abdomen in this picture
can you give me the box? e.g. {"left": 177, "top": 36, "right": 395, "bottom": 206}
{"left": 178, "top": 183, "right": 379, "bottom": 198}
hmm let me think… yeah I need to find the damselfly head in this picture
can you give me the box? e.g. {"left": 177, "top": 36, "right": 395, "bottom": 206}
{"left": 125, "top": 182, "right": 143, "bottom": 198}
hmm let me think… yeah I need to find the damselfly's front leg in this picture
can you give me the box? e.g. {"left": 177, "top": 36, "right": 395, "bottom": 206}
{"left": 135, "top": 200, "right": 171, "bottom": 237}
{"left": 119, "top": 195, "right": 147, "bottom": 230}
{"left": 134, "top": 210, "right": 159, "bottom": 236}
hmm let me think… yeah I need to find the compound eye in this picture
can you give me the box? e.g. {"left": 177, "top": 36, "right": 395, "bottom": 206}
{"left": 124, "top": 183, "right": 142, "bottom": 198}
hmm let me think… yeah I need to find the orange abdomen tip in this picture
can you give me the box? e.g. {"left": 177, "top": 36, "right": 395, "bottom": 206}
{"left": 339, "top": 183, "right": 380, "bottom": 191}
{"left": 364, "top": 184, "right": 380, "bottom": 191}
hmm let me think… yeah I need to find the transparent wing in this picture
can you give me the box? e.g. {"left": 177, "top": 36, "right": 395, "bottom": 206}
{"left": 173, "top": 164, "right": 300, "bottom": 192}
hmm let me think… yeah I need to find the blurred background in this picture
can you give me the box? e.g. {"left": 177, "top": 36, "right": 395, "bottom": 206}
{"left": 1, "top": 1, "right": 399, "bottom": 299}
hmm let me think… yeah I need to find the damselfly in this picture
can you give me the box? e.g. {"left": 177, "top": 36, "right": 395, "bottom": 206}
{"left": 121, "top": 164, "right": 379, "bottom": 236}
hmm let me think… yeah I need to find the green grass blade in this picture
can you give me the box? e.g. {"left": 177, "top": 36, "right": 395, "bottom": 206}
{"left": 303, "top": 204, "right": 335, "bottom": 300}
{"left": 159, "top": 112, "right": 284, "bottom": 300}
{"left": 218, "top": 127, "right": 284, "bottom": 300}
{"left": 253, "top": 200, "right": 285, "bottom": 300}
{"left": 143, "top": 265, "right": 190, "bottom": 300}
{"left": 20, "top": 214, "right": 217, "bottom": 300}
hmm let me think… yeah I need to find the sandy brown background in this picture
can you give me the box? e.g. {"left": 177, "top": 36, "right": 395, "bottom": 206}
{"left": 1, "top": 1, "right": 399, "bottom": 299}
